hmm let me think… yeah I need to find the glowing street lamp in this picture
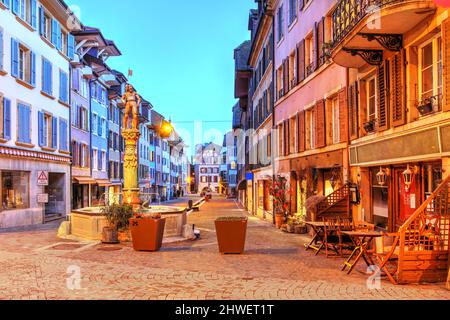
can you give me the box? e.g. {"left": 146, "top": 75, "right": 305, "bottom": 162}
{"left": 158, "top": 120, "right": 173, "bottom": 139}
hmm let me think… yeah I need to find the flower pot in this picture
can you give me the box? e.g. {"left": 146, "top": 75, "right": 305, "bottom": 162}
{"left": 118, "top": 230, "right": 132, "bottom": 242}
{"left": 287, "top": 224, "right": 295, "bottom": 233}
{"left": 417, "top": 103, "right": 433, "bottom": 116}
{"left": 295, "top": 225, "right": 308, "bottom": 234}
{"left": 275, "top": 214, "right": 285, "bottom": 229}
{"left": 215, "top": 217, "right": 247, "bottom": 254}
{"left": 129, "top": 217, "right": 166, "bottom": 252}
{"left": 102, "top": 227, "right": 119, "bottom": 244}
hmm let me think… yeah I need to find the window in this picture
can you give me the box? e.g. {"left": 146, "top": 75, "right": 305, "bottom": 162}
{"left": 201, "top": 176, "right": 207, "bottom": 183}
{"left": 38, "top": 111, "right": 57, "bottom": 149}
{"left": 59, "top": 118, "right": 68, "bottom": 151}
{"left": 288, "top": 0, "right": 297, "bottom": 26}
{"left": 11, "top": 40, "right": 35, "bottom": 86}
{"left": 39, "top": 8, "right": 51, "bottom": 39}
{"left": 0, "top": 28, "right": 4, "bottom": 71}
{"left": 306, "top": 109, "right": 315, "bottom": 150}
{"left": 101, "top": 151, "right": 105, "bottom": 171}
{"left": 1, "top": 171, "right": 30, "bottom": 211}
{"left": 59, "top": 70, "right": 68, "bottom": 104}
{"left": 331, "top": 96, "right": 340, "bottom": 144}
{"left": 92, "top": 113, "right": 98, "bottom": 134}
{"left": 305, "top": 33, "right": 314, "bottom": 76}
{"left": 277, "top": 5, "right": 284, "bottom": 42}
{"left": 81, "top": 144, "right": 88, "bottom": 168}
{"left": 12, "top": 0, "right": 37, "bottom": 28}
{"left": 419, "top": 36, "right": 443, "bottom": 111}
{"left": 41, "top": 58, "right": 52, "bottom": 96}
{"left": 17, "top": 103, "right": 31, "bottom": 144}
{"left": 92, "top": 149, "right": 98, "bottom": 171}
{"left": 367, "top": 76, "right": 377, "bottom": 121}
{"left": 0, "top": 95, "right": 11, "bottom": 140}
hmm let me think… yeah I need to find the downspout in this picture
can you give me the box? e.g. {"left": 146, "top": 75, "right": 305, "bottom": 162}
{"left": 88, "top": 78, "right": 94, "bottom": 207}
{"left": 271, "top": 12, "right": 276, "bottom": 226}
{"left": 69, "top": 64, "right": 73, "bottom": 215}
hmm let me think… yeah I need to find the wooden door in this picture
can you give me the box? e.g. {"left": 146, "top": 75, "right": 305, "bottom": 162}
{"left": 393, "top": 167, "right": 421, "bottom": 230}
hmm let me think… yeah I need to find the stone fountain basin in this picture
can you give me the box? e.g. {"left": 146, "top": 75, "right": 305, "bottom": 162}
{"left": 70, "top": 206, "right": 187, "bottom": 241}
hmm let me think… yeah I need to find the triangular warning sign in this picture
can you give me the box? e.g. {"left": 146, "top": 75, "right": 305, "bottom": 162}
{"left": 38, "top": 171, "right": 48, "bottom": 181}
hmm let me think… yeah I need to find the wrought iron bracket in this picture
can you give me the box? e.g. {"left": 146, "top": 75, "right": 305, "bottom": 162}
{"left": 343, "top": 48, "right": 383, "bottom": 66}
{"left": 359, "top": 33, "right": 403, "bottom": 52}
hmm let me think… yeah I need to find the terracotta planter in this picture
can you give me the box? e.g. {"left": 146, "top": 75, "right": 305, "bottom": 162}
{"left": 102, "top": 227, "right": 119, "bottom": 244}
{"left": 129, "top": 217, "right": 166, "bottom": 252}
{"left": 275, "top": 214, "right": 285, "bottom": 229}
{"left": 215, "top": 217, "right": 247, "bottom": 254}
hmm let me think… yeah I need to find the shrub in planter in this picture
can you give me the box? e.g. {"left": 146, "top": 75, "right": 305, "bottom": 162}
{"left": 215, "top": 217, "right": 248, "bottom": 254}
{"left": 101, "top": 204, "right": 134, "bottom": 244}
{"left": 129, "top": 213, "right": 166, "bottom": 252}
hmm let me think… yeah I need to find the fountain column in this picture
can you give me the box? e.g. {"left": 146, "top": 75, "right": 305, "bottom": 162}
{"left": 122, "top": 128, "right": 141, "bottom": 210}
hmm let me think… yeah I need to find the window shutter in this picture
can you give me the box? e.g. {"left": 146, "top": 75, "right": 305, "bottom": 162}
{"left": 30, "top": 0, "right": 37, "bottom": 29}
{"left": 0, "top": 30, "right": 3, "bottom": 70}
{"left": 52, "top": 117, "right": 58, "bottom": 149}
{"left": 39, "top": 6, "right": 45, "bottom": 36}
{"left": 391, "top": 50, "right": 406, "bottom": 127}
{"left": 73, "top": 68, "right": 80, "bottom": 92}
{"left": 11, "top": 38, "right": 19, "bottom": 78}
{"left": 11, "top": 0, "right": 18, "bottom": 15}
{"left": 284, "top": 119, "right": 289, "bottom": 156}
{"left": 60, "top": 71, "right": 68, "bottom": 103}
{"left": 3, "top": 98, "right": 11, "bottom": 140}
{"left": 25, "top": 105, "right": 31, "bottom": 144}
{"left": 57, "top": 23, "right": 62, "bottom": 51}
{"left": 67, "top": 34, "right": 75, "bottom": 60}
{"left": 38, "top": 111, "right": 44, "bottom": 146}
{"left": 59, "top": 119, "right": 67, "bottom": 151}
{"left": 2, "top": 0, "right": 11, "bottom": 8}
{"left": 98, "top": 151, "right": 102, "bottom": 171}
{"left": 51, "top": 19, "right": 58, "bottom": 46}
{"left": 30, "top": 51, "right": 36, "bottom": 86}
{"left": 442, "top": 18, "right": 450, "bottom": 112}
{"left": 298, "top": 39, "right": 305, "bottom": 82}
{"left": 377, "top": 61, "right": 388, "bottom": 131}
{"left": 98, "top": 117, "right": 102, "bottom": 136}
{"left": 349, "top": 82, "right": 359, "bottom": 140}
{"left": 297, "top": 111, "right": 305, "bottom": 152}
{"left": 317, "top": 17, "right": 325, "bottom": 67}
{"left": 313, "top": 21, "right": 319, "bottom": 71}
{"left": 315, "top": 99, "right": 326, "bottom": 148}
{"left": 338, "top": 87, "right": 348, "bottom": 143}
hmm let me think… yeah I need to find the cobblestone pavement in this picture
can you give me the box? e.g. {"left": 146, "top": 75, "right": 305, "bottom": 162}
{"left": 0, "top": 197, "right": 449, "bottom": 300}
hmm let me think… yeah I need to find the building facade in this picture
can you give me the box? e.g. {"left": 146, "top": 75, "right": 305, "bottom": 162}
{"left": 0, "top": 0, "right": 75, "bottom": 227}
{"left": 195, "top": 142, "right": 222, "bottom": 193}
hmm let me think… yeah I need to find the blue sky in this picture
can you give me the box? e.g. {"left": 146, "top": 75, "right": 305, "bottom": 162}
{"left": 65, "top": 0, "right": 255, "bottom": 155}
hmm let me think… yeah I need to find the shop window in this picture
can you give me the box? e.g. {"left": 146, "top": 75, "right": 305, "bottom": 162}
{"left": 1, "top": 171, "right": 30, "bottom": 211}
{"left": 371, "top": 168, "right": 389, "bottom": 230}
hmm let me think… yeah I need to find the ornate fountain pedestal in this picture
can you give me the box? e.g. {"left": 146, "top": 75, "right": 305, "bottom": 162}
{"left": 122, "top": 129, "right": 141, "bottom": 210}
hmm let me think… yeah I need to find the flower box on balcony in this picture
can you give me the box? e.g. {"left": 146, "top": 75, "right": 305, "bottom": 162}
{"left": 363, "top": 119, "right": 376, "bottom": 134}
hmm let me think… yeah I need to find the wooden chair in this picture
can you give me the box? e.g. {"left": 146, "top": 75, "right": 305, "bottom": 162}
{"left": 337, "top": 218, "right": 355, "bottom": 256}
{"left": 323, "top": 218, "right": 340, "bottom": 258}
{"left": 372, "top": 233, "right": 400, "bottom": 284}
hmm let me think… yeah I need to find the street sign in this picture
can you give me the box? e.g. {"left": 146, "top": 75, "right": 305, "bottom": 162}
{"left": 37, "top": 194, "right": 49, "bottom": 204}
{"left": 37, "top": 171, "right": 49, "bottom": 186}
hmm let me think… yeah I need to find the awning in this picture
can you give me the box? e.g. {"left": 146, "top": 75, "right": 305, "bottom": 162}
{"left": 73, "top": 177, "right": 96, "bottom": 185}
{"left": 237, "top": 179, "right": 247, "bottom": 191}
{"left": 96, "top": 179, "right": 112, "bottom": 187}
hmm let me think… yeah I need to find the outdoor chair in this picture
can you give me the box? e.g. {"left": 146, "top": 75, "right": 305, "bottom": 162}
{"left": 372, "top": 233, "right": 400, "bottom": 284}
{"left": 323, "top": 218, "right": 341, "bottom": 258}
{"left": 337, "top": 218, "right": 355, "bottom": 256}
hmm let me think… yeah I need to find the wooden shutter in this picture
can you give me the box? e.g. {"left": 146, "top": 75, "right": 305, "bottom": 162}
{"left": 313, "top": 21, "right": 319, "bottom": 71}
{"left": 297, "top": 111, "right": 306, "bottom": 152}
{"left": 39, "top": 6, "right": 45, "bottom": 36}
{"left": 30, "top": 0, "right": 37, "bottom": 29}
{"left": 317, "top": 17, "right": 325, "bottom": 67}
{"left": 391, "top": 50, "right": 406, "bottom": 127}
{"left": 3, "top": 98, "right": 11, "bottom": 140}
{"left": 38, "top": 111, "right": 44, "bottom": 146}
{"left": 349, "top": 82, "right": 359, "bottom": 140}
{"left": 338, "top": 88, "right": 348, "bottom": 143}
{"left": 30, "top": 51, "right": 36, "bottom": 86}
{"left": 293, "top": 48, "right": 298, "bottom": 86}
{"left": 443, "top": 18, "right": 450, "bottom": 112}
{"left": 315, "top": 99, "right": 326, "bottom": 148}
{"left": 297, "top": 39, "right": 305, "bottom": 83}
{"left": 377, "top": 62, "right": 389, "bottom": 131}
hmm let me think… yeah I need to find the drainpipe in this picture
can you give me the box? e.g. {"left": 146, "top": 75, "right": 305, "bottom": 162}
{"left": 69, "top": 64, "right": 73, "bottom": 216}
{"left": 88, "top": 79, "right": 94, "bottom": 208}
{"left": 271, "top": 13, "right": 276, "bottom": 226}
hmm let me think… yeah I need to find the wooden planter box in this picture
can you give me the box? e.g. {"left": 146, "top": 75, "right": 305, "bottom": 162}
{"left": 215, "top": 217, "right": 248, "bottom": 254}
{"left": 129, "top": 218, "right": 166, "bottom": 252}
{"left": 417, "top": 103, "right": 433, "bottom": 116}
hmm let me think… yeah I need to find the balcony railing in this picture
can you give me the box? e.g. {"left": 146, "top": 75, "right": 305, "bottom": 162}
{"left": 332, "top": 0, "right": 406, "bottom": 47}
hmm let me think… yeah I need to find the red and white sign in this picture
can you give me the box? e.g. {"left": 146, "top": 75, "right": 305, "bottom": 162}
{"left": 37, "top": 171, "right": 49, "bottom": 186}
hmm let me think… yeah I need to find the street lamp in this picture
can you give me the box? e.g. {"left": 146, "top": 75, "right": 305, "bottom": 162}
{"left": 376, "top": 167, "right": 390, "bottom": 186}
{"left": 159, "top": 120, "right": 173, "bottom": 139}
{"left": 403, "top": 165, "right": 418, "bottom": 191}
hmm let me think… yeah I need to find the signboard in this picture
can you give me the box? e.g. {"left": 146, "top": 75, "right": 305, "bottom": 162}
{"left": 37, "top": 194, "right": 49, "bottom": 204}
{"left": 246, "top": 172, "right": 254, "bottom": 181}
{"left": 37, "top": 171, "right": 49, "bottom": 186}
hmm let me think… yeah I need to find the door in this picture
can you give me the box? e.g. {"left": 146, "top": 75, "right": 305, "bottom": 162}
{"left": 394, "top": 167, "right": 420, "bottom": 230}
{"left": 44, "top": 173, "right": 66, "bottom": 220}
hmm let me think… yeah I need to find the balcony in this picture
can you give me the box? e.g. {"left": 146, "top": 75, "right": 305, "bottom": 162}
{"left": 100, "top": 73, "right": 120, "bottom": 86}
{"left": 331, "top": 0, "right": 436, "bottom": 68}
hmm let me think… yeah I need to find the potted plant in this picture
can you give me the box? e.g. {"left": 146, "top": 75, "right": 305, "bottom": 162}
{"left": 417, "top": 97, "right": 435, "bottom": 116}
{"left": 286, "top": 219, "right": 296, "bottom": 233}
{"left": 294, "top": 213, "right": 308, "bottom": 234}
{"left": 129, "top": 212, "right": 166, "bottom": 252}
{"left": 101, "top": 204, "right": 134, "bottom": 244}
{"left": 269, "top": 176, "right": 291, "bottom": 229}
{"left": 215, "top": 216, "right": 248, "bottom": 254}
{"left": 363, "top": 119, "right": 376, "bottom": 133}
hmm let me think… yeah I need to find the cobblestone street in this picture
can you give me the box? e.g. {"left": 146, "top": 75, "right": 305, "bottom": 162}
{"left": 0, "top": 197, "right": 449, "bottom": 300}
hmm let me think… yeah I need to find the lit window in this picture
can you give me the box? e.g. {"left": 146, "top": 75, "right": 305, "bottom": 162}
{"left": 367, "top": 77, "right": 377, "bottom": 121}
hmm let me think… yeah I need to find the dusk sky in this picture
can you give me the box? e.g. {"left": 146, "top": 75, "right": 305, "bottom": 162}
{"left": 65, "top": 0, "right": 256, "bottom": 155}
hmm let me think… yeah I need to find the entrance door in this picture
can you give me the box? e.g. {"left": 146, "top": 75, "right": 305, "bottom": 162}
{"left": 394, "top": 168, "right": 420, "bottom": 230}
{"left": 44, "top": 173, "right": 66, "bottom": 222}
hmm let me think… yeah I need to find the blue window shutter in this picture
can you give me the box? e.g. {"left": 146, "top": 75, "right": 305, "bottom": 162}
{"left": 59, "top": 119, "right": 64, "bottom": 150}
{"left": 52, "top": 117, "right": 57, "bottom": 149}
{"left": 97, "top": 86, "right": 102, "bottom": 103}
{"left": 98, "top": 117, "right": 102, "bottom": 136}
{"left": 51, "top": 19, "right": 58, "bottom": 46}
{"left": 25, "top": 106, "right": 31, "bottom": 143}
{"left": 17, "top": 104, "right": 23, "bottom": 142}
{"left": 30, "top": 0, "right": 37, "bottom": 28}
{"left": 3, "top": 98, "right": 11, "bottom": 140}
{"left": 57, "top": 23, "right": 62, "bottom": 51}
{"left": 30, "top": 51, "right": 36, "bottom": 86}
{"left": 11, "top": 38, "right": 19, "bottom": 78}
{"left": 48, "top": 61, "right": 53, "bottom": 95}
{"left": 39, "top": 6, "right": 45, "bottom": 36}
{"left": 38, "top": 111, "right": 44, "bottom": 146}
{"left": 67, "top": 34, "right": 75, "bottom": 60}
{"left": 2, "top": 0, "right": 11, "bottom": 9}
{"left": 42, "top": 59, "right": 47, "bottom": 93}
{"left": 59, "top": 71, "right": 63, "bottom": 101}
{"left": 11, "top": 0, "right": 18, "bottom": 15}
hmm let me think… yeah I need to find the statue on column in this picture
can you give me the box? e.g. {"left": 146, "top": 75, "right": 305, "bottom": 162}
{"left": 122, "top": 84, "right": 142, "bottom": 130}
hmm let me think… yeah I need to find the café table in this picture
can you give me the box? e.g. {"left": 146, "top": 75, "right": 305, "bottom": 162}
{"left": 304, "top": 222, "right": 326, "bottom": 255}
{"left": 341, "top": 230, "right": 383, "bottom": 275}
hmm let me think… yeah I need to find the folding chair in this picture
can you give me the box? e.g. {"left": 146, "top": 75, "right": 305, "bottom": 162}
{"left": 323, "top": 218, "right": 340, "bottom": 258}
{"left": 372, "top": 233, "right": 400, "bottom": 285}
{"left": 337, "top": 218, "right": 355, "bottom": 256}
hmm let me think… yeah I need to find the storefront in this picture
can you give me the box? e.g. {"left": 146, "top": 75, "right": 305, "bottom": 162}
{"left": 0, "top": 147, "right": 71, "bottom": 228}
{"left": 253, "top": 167, "right": 272, "bottom": 220}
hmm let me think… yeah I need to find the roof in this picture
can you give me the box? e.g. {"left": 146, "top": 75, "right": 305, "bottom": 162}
{"left": 234, "top": 41, "right": 251, "bottom": 72}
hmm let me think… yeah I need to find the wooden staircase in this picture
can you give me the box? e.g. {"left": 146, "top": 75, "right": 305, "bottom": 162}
{"left": 316, "top": 184, "right": 350, "bottom": 220}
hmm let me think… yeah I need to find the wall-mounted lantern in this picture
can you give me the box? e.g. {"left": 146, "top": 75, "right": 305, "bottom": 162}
{"left": 376, "top": 167, "right": 390, "bottom": 186}
{"left": 403, "top": 164, "right": 419, "bottom": 192}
